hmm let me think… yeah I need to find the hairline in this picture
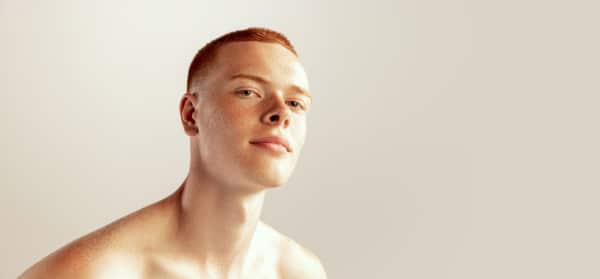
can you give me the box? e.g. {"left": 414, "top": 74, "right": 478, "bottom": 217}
{"left": 188, "top": 40, "right": 300, "bottom": 93}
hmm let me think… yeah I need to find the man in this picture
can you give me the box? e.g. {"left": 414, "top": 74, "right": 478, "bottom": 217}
{"left": 19, "top": 27, "right": 327, "bottom": 279}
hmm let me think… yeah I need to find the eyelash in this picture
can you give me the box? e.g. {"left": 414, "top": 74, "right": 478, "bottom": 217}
{"left": 287, "top": 100, "right": 306, "bottom": 111}
{"left": 236, "top": 89, "right": 259, "bottom": 98}
{"left": 236, "top": 89, "right": 307, "bottom": 111}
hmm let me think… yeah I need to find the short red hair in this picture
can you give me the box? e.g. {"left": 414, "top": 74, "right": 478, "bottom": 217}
{"left": 186, "top": 27, "right": 297, "bottom": 92}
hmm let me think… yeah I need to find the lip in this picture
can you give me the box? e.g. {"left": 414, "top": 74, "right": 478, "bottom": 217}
{"left": 249, "top": 136, "right": 292, "bottom": 153}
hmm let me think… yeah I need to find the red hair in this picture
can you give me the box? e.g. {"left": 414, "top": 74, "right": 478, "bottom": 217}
{"left": 186, "top": 27, "right": 297, "bottom": 92}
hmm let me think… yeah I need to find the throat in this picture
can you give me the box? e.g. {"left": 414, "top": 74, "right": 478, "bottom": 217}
{"left": 171, "top": 177, "right": 267, "bottom": 272}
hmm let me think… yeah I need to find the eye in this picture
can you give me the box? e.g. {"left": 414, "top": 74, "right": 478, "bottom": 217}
{"left": 287, "top": 100, "right": 307, "bottom": 111}
{"left": 236, "top": 89, "right": 260, "bottom": 98}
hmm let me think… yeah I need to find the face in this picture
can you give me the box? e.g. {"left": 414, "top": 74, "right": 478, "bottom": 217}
{"left": 181, "top": 41, "right": 311, "bottom": 191}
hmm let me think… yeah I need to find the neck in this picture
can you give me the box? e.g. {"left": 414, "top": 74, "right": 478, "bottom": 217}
{"left": 170, "top": 170, "right": 266, "bottom": 276}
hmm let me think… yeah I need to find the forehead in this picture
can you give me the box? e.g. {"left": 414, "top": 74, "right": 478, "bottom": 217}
{"left": 211, "top": 41, "right": 309, "bottom": 90}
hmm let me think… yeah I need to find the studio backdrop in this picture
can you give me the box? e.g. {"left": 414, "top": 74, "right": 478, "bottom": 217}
{"left": 1, "top": 0, "right": 599, "bottom": 278}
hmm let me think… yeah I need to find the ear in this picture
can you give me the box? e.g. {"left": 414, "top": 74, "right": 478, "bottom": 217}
{"left": 179, "top": 92, "right": 199, "bottom": 136}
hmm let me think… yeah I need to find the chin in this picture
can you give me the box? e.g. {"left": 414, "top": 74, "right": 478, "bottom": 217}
{"left": 246, "top": 165, "right": 293, "bottom": 189}
{"left": 240, "top": 159, "right": 294, "bottom": 188}
{"left": 255, "top": 171, "right": 291, "bottom": 189}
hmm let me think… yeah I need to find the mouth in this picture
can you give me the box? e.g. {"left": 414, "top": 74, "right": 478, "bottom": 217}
{"left": 249, "top": 136, "right": 293, "bottom": 154}
{"left": 250, "top": 141, "right": 289, "bottom": 155}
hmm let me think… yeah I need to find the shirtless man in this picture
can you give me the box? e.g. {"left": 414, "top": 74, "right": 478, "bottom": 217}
{"left": 19, "top": 27, "right": 327, "bottom": 279}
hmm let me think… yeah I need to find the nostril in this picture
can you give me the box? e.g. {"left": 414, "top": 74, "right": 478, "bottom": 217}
{"left": 269, "top": 115, "right": 280, "bottom": 122}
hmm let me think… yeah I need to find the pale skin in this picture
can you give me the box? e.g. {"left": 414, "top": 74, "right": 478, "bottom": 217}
{"left": 18, "top": 41, "right": 327, "bottom": 279}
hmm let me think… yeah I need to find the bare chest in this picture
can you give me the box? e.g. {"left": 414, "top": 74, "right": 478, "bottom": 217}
{"left": 136, "top": 255, "right": 282, "bottom": 279}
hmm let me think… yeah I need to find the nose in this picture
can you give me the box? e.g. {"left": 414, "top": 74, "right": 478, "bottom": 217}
{"left": 261, "top": 98, "right": 291, "bottom": 128}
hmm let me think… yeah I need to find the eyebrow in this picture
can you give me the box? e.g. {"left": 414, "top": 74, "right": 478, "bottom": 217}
{"left": 229, "top": 73, "right": 312, "bottom": 100}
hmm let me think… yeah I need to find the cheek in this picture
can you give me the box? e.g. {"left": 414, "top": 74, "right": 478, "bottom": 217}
{"left": 292, "top": 117, "right": 307, "bottom": 148}
{"left": 198, "top": 102, "right": 223, "bottom": 133}
{"left": 200, "top": 97, "right": 239, "bottom": 127}
{"left": 202, "top": 99, "right": 257, "bottom": 145}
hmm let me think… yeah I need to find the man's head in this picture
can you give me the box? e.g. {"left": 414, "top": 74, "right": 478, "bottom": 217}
{"left": 179, "top": 27, "right": 311, "bottom": 191}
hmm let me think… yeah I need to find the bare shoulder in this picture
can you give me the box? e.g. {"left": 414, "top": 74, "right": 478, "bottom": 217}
{"left": 259, "top": 222, "right": 328, "bottom": 279}
{"left": 17, "top": 226, "right": 142, "bottom": 279}
{"left": 17, "top": 198, "right": 172, "bottom": 279}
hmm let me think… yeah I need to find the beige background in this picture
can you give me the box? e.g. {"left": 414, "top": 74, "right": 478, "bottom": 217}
{"left": 1, "top": 0, "right": 599, "bottom": 278}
